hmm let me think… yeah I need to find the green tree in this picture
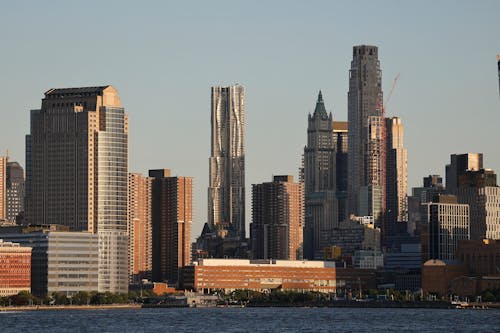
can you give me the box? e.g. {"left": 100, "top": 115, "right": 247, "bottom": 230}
{"left": 52, "top": 292, "right": 69, "bottom": 305}
{"left": 72, "top": 291, "right": 90, "bottom": 305}
{"left": 482, "top": 291, "right": 495, "bottom": 302}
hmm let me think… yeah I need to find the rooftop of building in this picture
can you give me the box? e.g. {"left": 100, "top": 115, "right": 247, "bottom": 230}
{"left": 195, "top": 258, "right": 336, "bottom": 268}
{"left": 44, "top": 86, "right": 112, "bottom": 97}
{"left": 0, "top": 239, "right": 32, "bottom": 251}
{"left": 332, "top": 121, "right": 348, "bottom": 131}
{"left": 423, "top": 259, "right": 464, "bottom": 267}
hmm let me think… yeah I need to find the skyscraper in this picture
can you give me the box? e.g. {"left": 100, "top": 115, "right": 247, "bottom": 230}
{"left": 6, "top": 161, "right": 25, "bottom": 222}
{"left": 347, "top": 45, "right": 385, "bottom": 226}
{"left": 445, "top": 153, "right": 483, "bottom": 194}
{"left": 26, "top": 86, "right": 129, "bottom": 293}
{"left": 128, "top": 173, "right": 153, "bottom": 283}
{"left": 385, "top": 117, "right": 408, "bottom": 224}
{"left": 333, "top": 121, "right": 348, "bottom": 223}
{"left": 208, "top": 85, "right": 245, "bottom": 240}
{"left": 251, "top": 175, "right": 304, "bottom": 260}
{"left": 422, "top": 195, "right": 469, "bottom": 261}
{"left": 0, "top": 156, "right": 5, "bottom": 220}
{"left": 456, "top": 168, "right": 500, "bottom": 240}
{"left": 150, "top": 169, "right": 192, "bottom": 284}
{"left": 303, "top": 91, "right": 337, "bottom": 259}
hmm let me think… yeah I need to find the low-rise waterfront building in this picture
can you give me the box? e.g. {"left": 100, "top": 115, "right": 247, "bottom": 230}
{"left": 180, "top": 259, "right": 336, "bottom": 293}
{"left": 0, "top": 231, "right": 98, "bottom": 297}
{"left": 0, "top": 239, "right": 31, "bottom": 296}
{"left": 422, "top": 259, "right": 467, "bottom": 297}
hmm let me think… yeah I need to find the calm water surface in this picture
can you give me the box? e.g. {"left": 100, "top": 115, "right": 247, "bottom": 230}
{"left": 0, "top": 307, "right": 499, "bottom": 332}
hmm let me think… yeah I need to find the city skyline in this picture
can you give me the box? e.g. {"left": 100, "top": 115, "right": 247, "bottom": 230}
{"left": 1, "top": 1, "right": 499, "bottom": 237}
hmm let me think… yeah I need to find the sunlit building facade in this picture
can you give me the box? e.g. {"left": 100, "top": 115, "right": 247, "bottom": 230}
{"left": 208, "top": 85, "right": 245, "bottom": 239}
{"left": 347, "top": 45, "right": 385, "bottom": 226}
{"left": 251, "top": 175, "right": 304, "bottom": 260}
{"left": 26, "top": 86, "right": 129, "bottom": 293}
{"left": 0, "top": 239, "right": 31, "bottom": 296}
{"left": 303, "top": 92, "right": 337, "bottom": 259}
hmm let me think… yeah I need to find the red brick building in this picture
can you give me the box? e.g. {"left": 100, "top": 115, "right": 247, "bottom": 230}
{"left": 150, "top": 169, "right": 192, "bottom": 284}
{"left": 0, "top": 239, "right": 32, "bottom": 296}
{"left": 456, "top": 239, "right": 500, "bottom": 276}
{"left": 181, "top": 259, "right": 336, "bottom": 293}
{"left": 422, "top": 259, "right": 466, "bottom": 297}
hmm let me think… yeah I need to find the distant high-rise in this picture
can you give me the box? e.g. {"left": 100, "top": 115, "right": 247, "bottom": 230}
{"left": 26, "top": 86, "right": 129, "bottom": 293}
{"left": 150, "top": 169, "right": 192, "bottom": 284}
{"left": 422, "top": 195, "right": 469, "bottom": 261}
{"left": 456, "top": 168, "right": 500, "bottom": 240}
{"left": 347, "top": 45, "right": 385, "bottom": 226}
{"left": 6, "top": 161, "right": 25, "bottom": 222}
{"left": 0, "top": 156, "right": 5, "bottom": 220}
{"left": 408, "top": 175, "right": 445, "bottom": 237}
{"left": 251, "top": 175, "right": 304, "bottom": 260}
{"left": 333, "top": 121, "right": 348, "bottom": 223}
{"left": 303, "top": 91, "right": 337, "bottom": 259}
{"left": 128, "top": 173, "right": 153, "bottom": 283}
{"left": 385, "top": 117, "right": 408, "bottom": 224}
{"left": 208, "top": 85, "right": 245, "bottom": 240}
{"left": 423, "top": 175, "right": 443, "bottom": 189}
{"left": 445, "top": 153, "right": 483, "bottom": 194}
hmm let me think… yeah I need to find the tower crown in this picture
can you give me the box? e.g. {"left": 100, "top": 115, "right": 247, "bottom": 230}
{"left": 313, "top": 90, "right": 328, "bottom": 118}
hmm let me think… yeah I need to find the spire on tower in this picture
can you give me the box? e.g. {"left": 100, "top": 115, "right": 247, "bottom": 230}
{"left": 313, "top": 90, "right": 328, "bottom": 118}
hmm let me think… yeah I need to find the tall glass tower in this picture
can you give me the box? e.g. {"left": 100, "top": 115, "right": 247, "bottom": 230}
{"left": 208, "top": 85, "right": 245, "bottom": 240}
{"left": 347, "top": 45, "right": 385, "bottom": 226}
{"left": 26, "top": 86, "right": 128, "bottom": 293}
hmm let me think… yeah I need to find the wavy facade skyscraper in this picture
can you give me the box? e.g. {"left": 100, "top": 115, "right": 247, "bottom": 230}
{"left": 208, "top": 85, "right": 245, "bottom": 240}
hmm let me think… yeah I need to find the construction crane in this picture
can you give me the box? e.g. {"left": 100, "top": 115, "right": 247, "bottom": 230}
{"left": 384, "top": 73, "right": 400, "bottom": 115}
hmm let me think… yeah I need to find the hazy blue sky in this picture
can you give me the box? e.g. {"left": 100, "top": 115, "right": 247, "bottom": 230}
{"left": 1, "top": 1, "right": 499, "bottom": 237}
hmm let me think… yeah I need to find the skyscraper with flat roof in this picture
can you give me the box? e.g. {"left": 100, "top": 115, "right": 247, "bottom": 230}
{"left": 445, "top": 153, "right": 483, "bottom": 194}
{"left": 385, "top": 117, "right": 408, "bottom": 224}
{"left": 208, "top": 85, "right": 245, "bottom": 240}
{"left": 6, "top": 161, "right": 25, "bottom": 222}
{"left": 150, "top": 169, "right": 192, "bottom": 284}
{"left": 422, "top": 195, "right": 469, "bottom": 261}
{"left": 347, "top": 45, "right": 385, "bottom": 226}
{"left": 26, "top": 86, "right": 129, "bottom": 293}
{"left": 128, "top": 173, "right": 153, "bottom": 283}
{"left": 251, "top": 175, "right": 304, "bottom": 260}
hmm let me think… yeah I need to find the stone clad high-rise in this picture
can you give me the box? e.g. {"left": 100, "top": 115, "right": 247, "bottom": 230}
{"left": 26, "top": 86, "right": 128, "bottom": 293}
{"left": 303, "top": 91, "right": 337, "bottom": 259}
{"left": 347, "top": 45, "right": 385, "bottom": 226}
{"left": 208, "top": 85, "right": 245, "bottom": 240}
{"left": 385, "top": 117, "right": 408, "bottom": 224}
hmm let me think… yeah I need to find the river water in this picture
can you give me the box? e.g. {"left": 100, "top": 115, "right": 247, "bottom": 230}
{"left": 0, "top": 307, "right": 499, "bottom": 332}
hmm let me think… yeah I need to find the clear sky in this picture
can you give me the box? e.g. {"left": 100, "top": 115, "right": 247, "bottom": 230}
{"left": 1, "top": 1, "right": 499, "bottom": 237}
